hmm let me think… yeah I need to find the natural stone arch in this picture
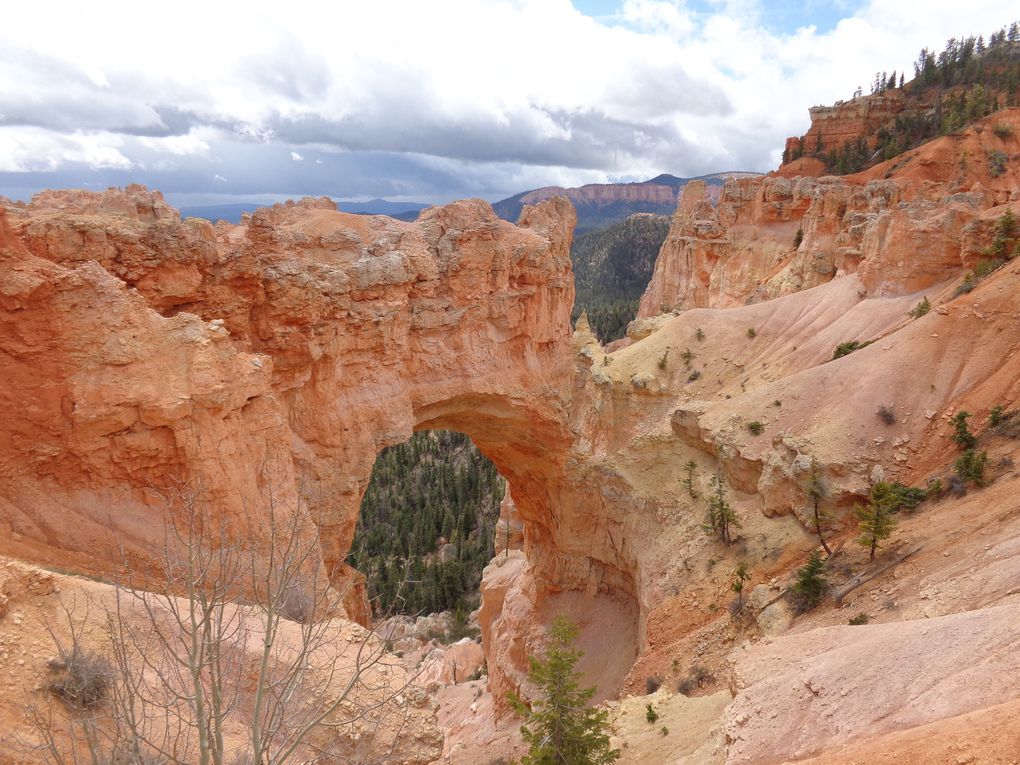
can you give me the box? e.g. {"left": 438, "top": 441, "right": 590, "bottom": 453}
{"left": 0, "top": 187, "right": 643, "bottom": 700}
{"left": 0, "top": 189, "right": 578, "bottom": 610}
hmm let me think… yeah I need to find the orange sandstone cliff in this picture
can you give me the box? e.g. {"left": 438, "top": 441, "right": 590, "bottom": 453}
{"left": 3, "top": 111, "right": 1020, "bottom": 764}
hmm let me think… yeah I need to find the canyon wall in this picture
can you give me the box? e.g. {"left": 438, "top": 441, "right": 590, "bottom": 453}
{"left": 0, "top": 188, "right": 583, "bottom": 628}
{"left": 3, "top": 111, "right": 1020, "bottom": 764}
{"left": 639, "top": 110, "right": 1020, "bottom": 318}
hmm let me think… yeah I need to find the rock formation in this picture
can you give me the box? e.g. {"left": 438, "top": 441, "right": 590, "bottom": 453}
{"left": 782, "top": 90, "right": 906, "bottom": 164}
{"left": 638, "top": 109, "right": 1020, "bottom": 317}
{"left": 0, "top": 187, "right": 578, "bottom": 627}
{"left": 4, "top": 104, "right": 1020, "bottom": 763}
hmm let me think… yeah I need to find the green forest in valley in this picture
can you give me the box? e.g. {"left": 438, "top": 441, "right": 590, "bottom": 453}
{"left": 570, "top": 213, "right": 671, "bottom": 343}
{"left": 348, "top": 430, "right": 504, "bottom": 618}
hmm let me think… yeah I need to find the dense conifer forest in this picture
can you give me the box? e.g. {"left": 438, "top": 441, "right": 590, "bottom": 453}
{"left": 348, "top": 430, "right": 504, "bottom": 618}
{"left": 570, "top": 213, "right": 671, "bottom": 343}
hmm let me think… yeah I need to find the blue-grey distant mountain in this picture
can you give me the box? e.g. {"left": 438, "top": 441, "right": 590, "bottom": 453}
{"left": 492, "top": 172, "right": 759, "bottom": 232}
{"left": 179, "top": 198, "right": 430, "bottom": 224}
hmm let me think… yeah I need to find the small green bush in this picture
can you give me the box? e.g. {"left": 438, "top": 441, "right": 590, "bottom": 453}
{"left": 989, "top": 405, "right": 1006, "bottom": 427}
{"left": 955, "top": 273, "right": 977, "bottom": 296}
{"left": 646, "top": 703, "right": 659, "bottom": 724}
{"left": 747, "top": 421, "right": 765, "bottom": 436}
{"left": 974, "top": 259, "right": 1004, "bottom": 278}
{"left": 992, "top": 122, "right": 1013, "bottom": 139}
{"left": 695, "top": 328, "right": 705, "bottom": 341}
{"left": 987, "top": 149, "right": 1008, "bottom": 177}
{"left": 658, "top": 351, "right": 669, "bottom": 370}
{"left": 832, "top": 339, "right": 871, "bottom": 359}
{"left": 951, "top": 411, "right": 977, "bottom": 451}
{"left": 680, "top": 348, "right": 694, "bottom": 367}
{"left": 793, "top": 227, "right": 804, "bottom": 248}
{"left": 746, "top": 327, "right": 757, "bottom": 339}
{"left": 908, "top": 297, "right": 930, "bottom": 318}
{"left": 955, "top": 449, "right": 988, "bottom": 486}
{"left": 848, "top": 613, "right": 870, "bottom": 626}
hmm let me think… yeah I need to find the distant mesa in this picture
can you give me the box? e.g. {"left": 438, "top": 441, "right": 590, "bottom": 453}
{"left": 491, "top": 171, "right": 760, "bottom": 232}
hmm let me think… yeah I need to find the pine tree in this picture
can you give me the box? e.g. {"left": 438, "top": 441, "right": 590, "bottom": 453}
{"left": 510, "top": 616, "right": 620, "bottom": 765}
{"left": 806, "top": 459, "right": 832, "bottom": 556}
{"left": 703, "top": 474, "right": 740, "bottom": 545}
{"left": 951, "top": 411, "right": 977, "bottom": 451}
{"left": 856, "top": 494, "right": 896, "bottom": 561}
{"left": 730, "top": 563, "right": 751, "bottom": 609}
{"left": 792, "top": 549, "right": 827, "bottom": 610}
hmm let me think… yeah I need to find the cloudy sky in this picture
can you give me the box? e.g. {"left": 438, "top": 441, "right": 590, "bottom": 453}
{"left": 0, "top": 0, "right": 1014, "bottom": 208}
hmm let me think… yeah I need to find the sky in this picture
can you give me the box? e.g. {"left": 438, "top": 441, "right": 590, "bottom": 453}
{"left": 0, "top": 1, "right": 1015, "bottom": 208}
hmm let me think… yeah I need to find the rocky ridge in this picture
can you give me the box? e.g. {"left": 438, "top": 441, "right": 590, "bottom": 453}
{"left": 2, "top": 107, "right": 1020, "bottom": 763}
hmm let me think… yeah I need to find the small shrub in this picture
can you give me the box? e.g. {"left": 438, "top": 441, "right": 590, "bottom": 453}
{"left": 947, "top": 474, "right": 968, "bottom": 497}
{"left": 645, "top": 675, "right": 662, "bottom": 694}
{"left": 680, "top": 348, "right": 694, "bottom": 367}
{"left": 955, "top": 273, "right": 977, "bottom": 296}
{"left": 993, "top": 122, "right": 1013, "bottom": 139}
{"left": 991, "top": 210, "right": 1017, "bottom": 259}
{"left": 987, "top": 149, "right": 1008, "bottom": 177}
{"left": 908, "top": 297, "right": 930, "bottom": 319}
{"left": 989, "top": 405, "right": 1006, "bottom": 427}
{"left": 877, "top": 405, "right": 896, "bottom": 425}
{"left": 955, "top": 449, "right": 988, "bottom": 486}
{"left": 658, "top": 351, "right": 669, "bottom": 370}
{"left": 677, "top": 665, "right": 714, "bottom": 696}
{"left": 646, "top": 703, "right": 659, "bottom": 724}
{"left": 974, "top": 259, "right": 1004, "bottom": 278}
{"left": 746, "top": 327, "right": 757, "bottom": 339}
{"left": 695, "top": 328, "right": 705, "bottom": 341}
{"left": 848, "top": 613, "right": 870, "bottom": 625}
{"left": 951, "top": 411, "right": 977, "bottom": 451}
{"left": 660, "top": 726, "right": 669, "bottom": 737}
{"left": 925, "top": 477, "right": 943, "bottom": 498}
{"left": 832, "top": 339, "right": 871, "bottom": 359}
{"left": 793, "top": 227, "right": 804, "bottom": 249}
{"left": 772, "top": 399, "right": 782, "bottom": 407}
{"left": 48, "top": 647, "right": 113, "bottom": 709}
{"left": 747, "top": 421, "right": 765, "bottom": 436}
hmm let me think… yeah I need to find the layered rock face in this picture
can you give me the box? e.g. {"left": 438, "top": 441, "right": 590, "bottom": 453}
{"left": 519, "top": 182, "right": 679, "bottom": 208}
{"left": 5, "top": 119, "right": 1020, "bottom": 763}
{"left": 638, "top": 112, "right": 1020, "bottom": 318}
{"left": 783, "top": 90, "right": 906, "bottom": 161}
{"left": 0, "top": 187, "right": 579, "bottom": 629}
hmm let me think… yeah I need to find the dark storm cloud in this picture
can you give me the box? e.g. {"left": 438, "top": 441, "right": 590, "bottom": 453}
{"left": 260, "top": 105, "right": 704, "bottom": 170}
